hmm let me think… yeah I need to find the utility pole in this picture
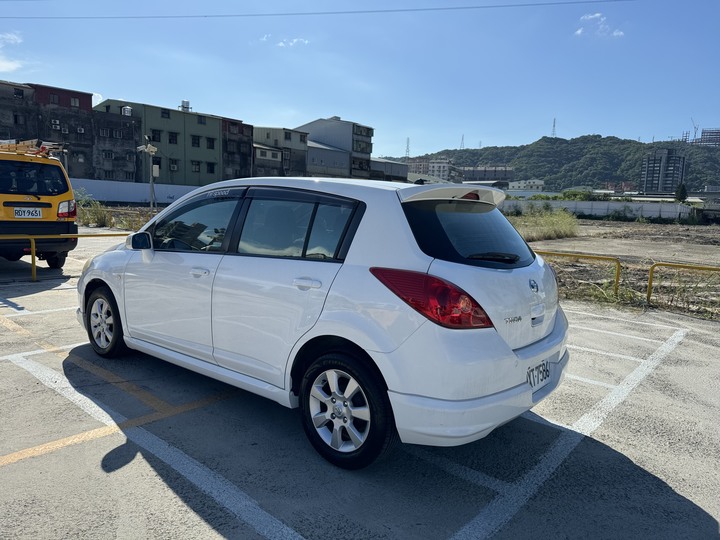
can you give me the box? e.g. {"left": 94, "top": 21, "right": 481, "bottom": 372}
{"left": 137, "top": 137, "right": 158, "bottom": 213}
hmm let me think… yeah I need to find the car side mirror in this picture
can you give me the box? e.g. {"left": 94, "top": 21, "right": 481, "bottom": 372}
{"left": 127, "top": 231, "right": 152, "bottom": 250}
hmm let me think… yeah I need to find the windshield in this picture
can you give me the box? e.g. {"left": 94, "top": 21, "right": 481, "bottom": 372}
{"left": 0, "top": 160, "right": 69, "bottom": 196}
{"left": 403, "top": 199, "right": 535, "bottom": 269}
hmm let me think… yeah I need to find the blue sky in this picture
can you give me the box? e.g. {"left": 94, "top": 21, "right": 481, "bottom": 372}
{"left": 1, "top": 0, "right": 717, "bottom": 157}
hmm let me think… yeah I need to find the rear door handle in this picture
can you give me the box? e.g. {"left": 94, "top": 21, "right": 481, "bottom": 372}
{"left": 293, "top": 278, "right": 322, "bottom": 290}
{"left": 190, "top": 267, "right": 210, "bottom": 278}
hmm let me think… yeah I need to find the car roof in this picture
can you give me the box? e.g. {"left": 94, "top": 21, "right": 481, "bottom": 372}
{"left": 200, "top": 177, "right": 506, "bottom": 207}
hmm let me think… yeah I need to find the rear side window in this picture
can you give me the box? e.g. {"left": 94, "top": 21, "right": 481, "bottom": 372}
{"left": 0, "top": 160, "right": 69, "bottom": 196}
{"left": 237, "top": 197, "right": 354, "bottom": 260}
{"left": 403, "top": 200, "right": 535, "bottom": 269}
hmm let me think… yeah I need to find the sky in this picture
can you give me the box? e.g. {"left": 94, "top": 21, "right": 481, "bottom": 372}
{"left": 0, "top": 0, "right": 717, "bottom": 157}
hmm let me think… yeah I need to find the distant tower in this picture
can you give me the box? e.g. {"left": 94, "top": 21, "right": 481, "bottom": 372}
{"left": 551, "top": 118, "right": 557, "bottom": 138}
{"left": 405, "top": 137, "right": 410, "bottom": 162}
{"left": 460, "top": 135, "right": 465, "bottom": 150}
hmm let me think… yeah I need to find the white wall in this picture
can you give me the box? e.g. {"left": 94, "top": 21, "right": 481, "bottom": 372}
{"left": 501, "top": 199, "right": 692, "bottom": 219}
{"left": 71, "top": 178, "right": 197, "bottom": 204}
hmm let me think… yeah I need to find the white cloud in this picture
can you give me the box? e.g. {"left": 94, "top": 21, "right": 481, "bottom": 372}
{"left": 576, "top": 13, "right": 624, "bottom": 38}
{"left": 0, "top": 32, "right": 23, "bottom": 72}
{"left": 260, "top": 34, "right": 271, "bottom": 42}
{"left": 277, "top": 38, "right": 309, "bottom": 48}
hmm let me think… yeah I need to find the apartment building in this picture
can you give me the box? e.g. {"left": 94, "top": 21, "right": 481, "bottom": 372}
{"left": 640, "top": 148, "right": 686, "bottom": 194}
{"left": 252, "top": 127, "right": 308, "bottom": 176}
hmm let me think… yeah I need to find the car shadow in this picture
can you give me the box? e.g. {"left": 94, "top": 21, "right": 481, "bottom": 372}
{"left": 62, "top": 345, "right": 719, "bottom": 540}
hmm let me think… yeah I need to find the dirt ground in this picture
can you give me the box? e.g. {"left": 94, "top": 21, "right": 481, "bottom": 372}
{"left": 529, "top": 220, "right": 720, "bottom": 319}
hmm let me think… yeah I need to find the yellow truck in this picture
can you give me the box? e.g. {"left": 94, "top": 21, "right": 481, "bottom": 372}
{"left": 0, "top": 140, "right": 78, "bottom": 268}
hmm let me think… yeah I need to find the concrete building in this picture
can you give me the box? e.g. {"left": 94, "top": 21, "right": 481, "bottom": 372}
{"left": 306, "top": 141, "right": 350, "bottom": 177}
{"left": 296, "top": 116, "right": 373, "bottom": 178}
{"left": 252, "top": 127, "right": 308, "bottom": 176}
{"left": 95, "top": 99, "right": 253, "bottom": 186}
{"left": 370, "top": 158, "right": 408, "bottom": 182}
{"left": 427, "top": 159, "right": 463, "bottom": 183}
{"left": 461, "top": 166, "right": 514, "bottom": 183}
{"left": 508, "top": 178, "right": 544, "bottom": 191}
{"left": 640, "top": 148, "right": 686, "bottom": 194}
{"left": 0, "top": 81, "right": 95, "bottom": 179}
{"left": 406, "top": 158, "right": 430, "bottom": 175}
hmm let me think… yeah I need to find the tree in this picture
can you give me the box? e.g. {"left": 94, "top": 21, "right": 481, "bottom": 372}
{"left": 675, "top": 182, "right": 688, "bottom": 202}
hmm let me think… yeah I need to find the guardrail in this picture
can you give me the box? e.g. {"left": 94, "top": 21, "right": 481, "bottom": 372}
{"left": 535, "top": 250, "right": 622, "bottom": 296}
{"left": 646, "top": 262, "right": 720, "bottom": 303}
{"left": 0, "top": 233, "right": 129, "bottom": 281}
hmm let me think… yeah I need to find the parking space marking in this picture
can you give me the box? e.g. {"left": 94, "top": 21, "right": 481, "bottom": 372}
{"left": 5, "top": 306, "right": 77, "bottom": 318}
{"left": 570, "top": 325, "right": 665, "bottom": 344}
{"left": 564, "top": 373, "right": 618, "bottom": 389}
{"left": 4, "top": 350, "right": 303, "bottom": 540}
{"left": 451, "top": 327, "right": 688, "bottom": 540}
{"left": 567, "top": 344, "right": 643, "bottom": 363}
{"left": 563, "top": 309, "right": 682, "bottom": 329}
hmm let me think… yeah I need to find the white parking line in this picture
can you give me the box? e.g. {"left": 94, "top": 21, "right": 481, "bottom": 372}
{"left": 565, "top": 373, "right": 618, "bottom": 389}
{"left": 6, "top": 352, "right": 305, "bottom": 540}
{"left": 570, "top": 325, "right": 665, "bottom": 344}
{"left": 4, "top": 306, "right": 77, "bottom": 318}
{"left": 563, "top": 309, "right": 682, "bottom": 329}
{"left": 451, "top": 328, "right": 688, "bottom": 540}
{"left": 567, "top": 344, "right": 643, "bottom": 363}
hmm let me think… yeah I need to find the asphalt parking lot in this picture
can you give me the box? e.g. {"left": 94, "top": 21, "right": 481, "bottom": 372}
{"left": 1, "top": 232, "right": 719, "bottom": 539}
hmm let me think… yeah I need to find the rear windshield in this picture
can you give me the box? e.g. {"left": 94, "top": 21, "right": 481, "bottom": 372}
{"left": 403, "top": 199, "right": 535, "bottom": 269}
{"left": 0, "top": 160, "right": 69, "bottom": 196}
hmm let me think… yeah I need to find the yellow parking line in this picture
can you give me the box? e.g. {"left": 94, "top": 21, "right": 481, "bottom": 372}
{"left": 66, "top": 353, "right": 174, "bottom": 413}
{"left": 0, "top": 390, "right": 237, "bottom": 468}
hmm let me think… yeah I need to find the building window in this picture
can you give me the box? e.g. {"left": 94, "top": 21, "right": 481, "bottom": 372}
{"left": 240, "top": 143, "right": 249, "bottom": 153}
{"left": 169, "top": 159, "right": 179, "bottom": 171}
{"left": 169, "top": 132, "right": 178, "bottom": 144}
{"left": 266, "top": 132, "right": 270, "bottom": 139}
{"left": 100, "top": 128, "right": 110, "bottom": 137}
{"left": 207, "top": 162, "right": 216, "bottom": 174}
{"left": 260, "top": 150, "right": 267, "bottom": 157}
{"left": 227, "top": 140, "right": 237, "bottom": 152}
{"left": 300, "top": 134, "right": 307, "bottom": 143}
{"left": 191, "top": 135, "right": 200, "bottom": 147}
{"left": 161, "top": 109, "right": 170, "bottom": 119}
{"left": 197, "top": 115, "right": 206, "bottom": 125}
{"left": 14, "top": 88, "right": 23, "bottom": 99}
{"left": 125, "top": 172, "right": 135, "bottom": 180}
{"left": 126, "top": 153, "right": 134, "bottom": 161}
{"left": 271, "top": 152, "right": 279, "bottom": 159}
{"left": 191, "top": 160, "right": 200, "bottom": 172}
{"left": 104, "top": 170, "right": 114, "bottom": 180}
{"left": 151, "top": 129, "right": 162, "bottom": 142}
{"left": 70, "top": 97, "right": 80, "bottom": 108}
{"left": 73, "top": 153, "right": 85, "bottom": 163}
{"left": 50, "top": 93, "right": 59, "bottom": 104}
{"left": 284, "top": 131, "right": 292, "bottom": 141}
{"left": 207, "top": 137, "right": 215, "bottom": 150}
{"left": 152, "top": 156, "right": 162, "bottom": 169}
{"left": 13, "top": 113, "right": 25, "bottom": 125}
{"left": 113, "top": 129, "right": 123, "bottom": 139}
{"left": 229, "top": 123, "right": 239, "bottom": 134}
{"left": 103, "top": 150, "right": 114, "bottom": 159}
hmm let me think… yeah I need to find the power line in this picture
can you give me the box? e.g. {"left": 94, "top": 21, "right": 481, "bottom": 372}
{"left": 0, "top": 0, "right": 638, "bottom": 21}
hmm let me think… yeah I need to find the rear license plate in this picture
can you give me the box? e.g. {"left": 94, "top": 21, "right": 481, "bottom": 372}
{"left": 527, "top": 359, "right": 551, "bottom": 390}
{"left": 14, "top": 208, "right": 42, "bottom": 219}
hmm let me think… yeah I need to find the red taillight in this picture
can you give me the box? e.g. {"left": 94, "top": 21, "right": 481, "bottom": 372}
{"left": 58, "top": 199, "right": 77, "bottom": 219}
{"left": 370, "top": 267, "right": 493, "bottom": 329}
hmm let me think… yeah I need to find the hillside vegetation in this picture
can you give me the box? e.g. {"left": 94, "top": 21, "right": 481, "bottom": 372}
{"left": 404, "top": 135, "right": 720, "bottom": 192}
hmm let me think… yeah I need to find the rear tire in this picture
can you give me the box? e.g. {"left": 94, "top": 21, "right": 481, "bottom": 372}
{"left": 86, "top": 286, "right": 125, "bottom": 357}
{"left": 299, "top": 352, "right": 397, "bottom": 469}
{"left": 46, "top": 253, "right": 67, "bottom": 269}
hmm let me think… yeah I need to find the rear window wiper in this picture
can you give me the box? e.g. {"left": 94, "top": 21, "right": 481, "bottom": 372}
{"left": 467, "top": 252, "right": 520, "bottom": 263}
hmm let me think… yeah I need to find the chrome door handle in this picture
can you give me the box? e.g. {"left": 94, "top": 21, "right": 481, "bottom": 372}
{"left": 293, "top": 278, "right": 322, "bottom": 290}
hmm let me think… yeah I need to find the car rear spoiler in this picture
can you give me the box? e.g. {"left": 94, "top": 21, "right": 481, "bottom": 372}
{"left": 396, "top": 185, "right": 506, "bottom": 207}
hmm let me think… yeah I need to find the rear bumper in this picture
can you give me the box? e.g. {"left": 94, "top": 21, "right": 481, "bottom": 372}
{"left": 389, "top": 348, "right": 569, "bottom": 446}
{"left": 0, "top": 221, "right": 78, "bottom": 255}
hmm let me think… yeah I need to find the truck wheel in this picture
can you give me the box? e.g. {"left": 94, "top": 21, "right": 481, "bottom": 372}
{"left": 47, "top": 253, "right": 67, "bottom": 269}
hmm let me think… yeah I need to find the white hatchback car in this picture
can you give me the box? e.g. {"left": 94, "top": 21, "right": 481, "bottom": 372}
{"left": 77, "top": 177, "right": 569, "bottom": 469}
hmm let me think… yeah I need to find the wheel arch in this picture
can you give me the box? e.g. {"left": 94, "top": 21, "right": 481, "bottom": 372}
{"left": 289, "top": 335, "right": 388, "bottom": 400}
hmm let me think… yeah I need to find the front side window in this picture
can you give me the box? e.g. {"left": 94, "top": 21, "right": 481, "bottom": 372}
{"left": 152, "top": 196, "right": 239, "bottom": 252}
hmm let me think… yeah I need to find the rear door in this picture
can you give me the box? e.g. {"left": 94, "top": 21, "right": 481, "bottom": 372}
{"left": 212, "top": 188, "right": 357, "bottom": 388}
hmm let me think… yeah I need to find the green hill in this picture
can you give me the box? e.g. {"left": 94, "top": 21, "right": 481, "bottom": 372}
{"left": 398, "top": 135, "right": 720, "bottom": 192}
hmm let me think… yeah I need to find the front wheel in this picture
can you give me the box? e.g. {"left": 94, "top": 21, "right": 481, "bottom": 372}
{"left": 86, "top": 286, "right": 125, "bottom": 357}
{"left": 299, "top": 353, "right": 397, "bottom": 469}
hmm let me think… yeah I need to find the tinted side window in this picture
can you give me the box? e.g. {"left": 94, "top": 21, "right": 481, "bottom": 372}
{"left": 237, "top": 198, "right": 354, "bottom": 260}
{"left": 403, "top": 200, "right": 535, "bottom": 269}
{"left": 152, "top": 197, "right": 238, "bottom": 252}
